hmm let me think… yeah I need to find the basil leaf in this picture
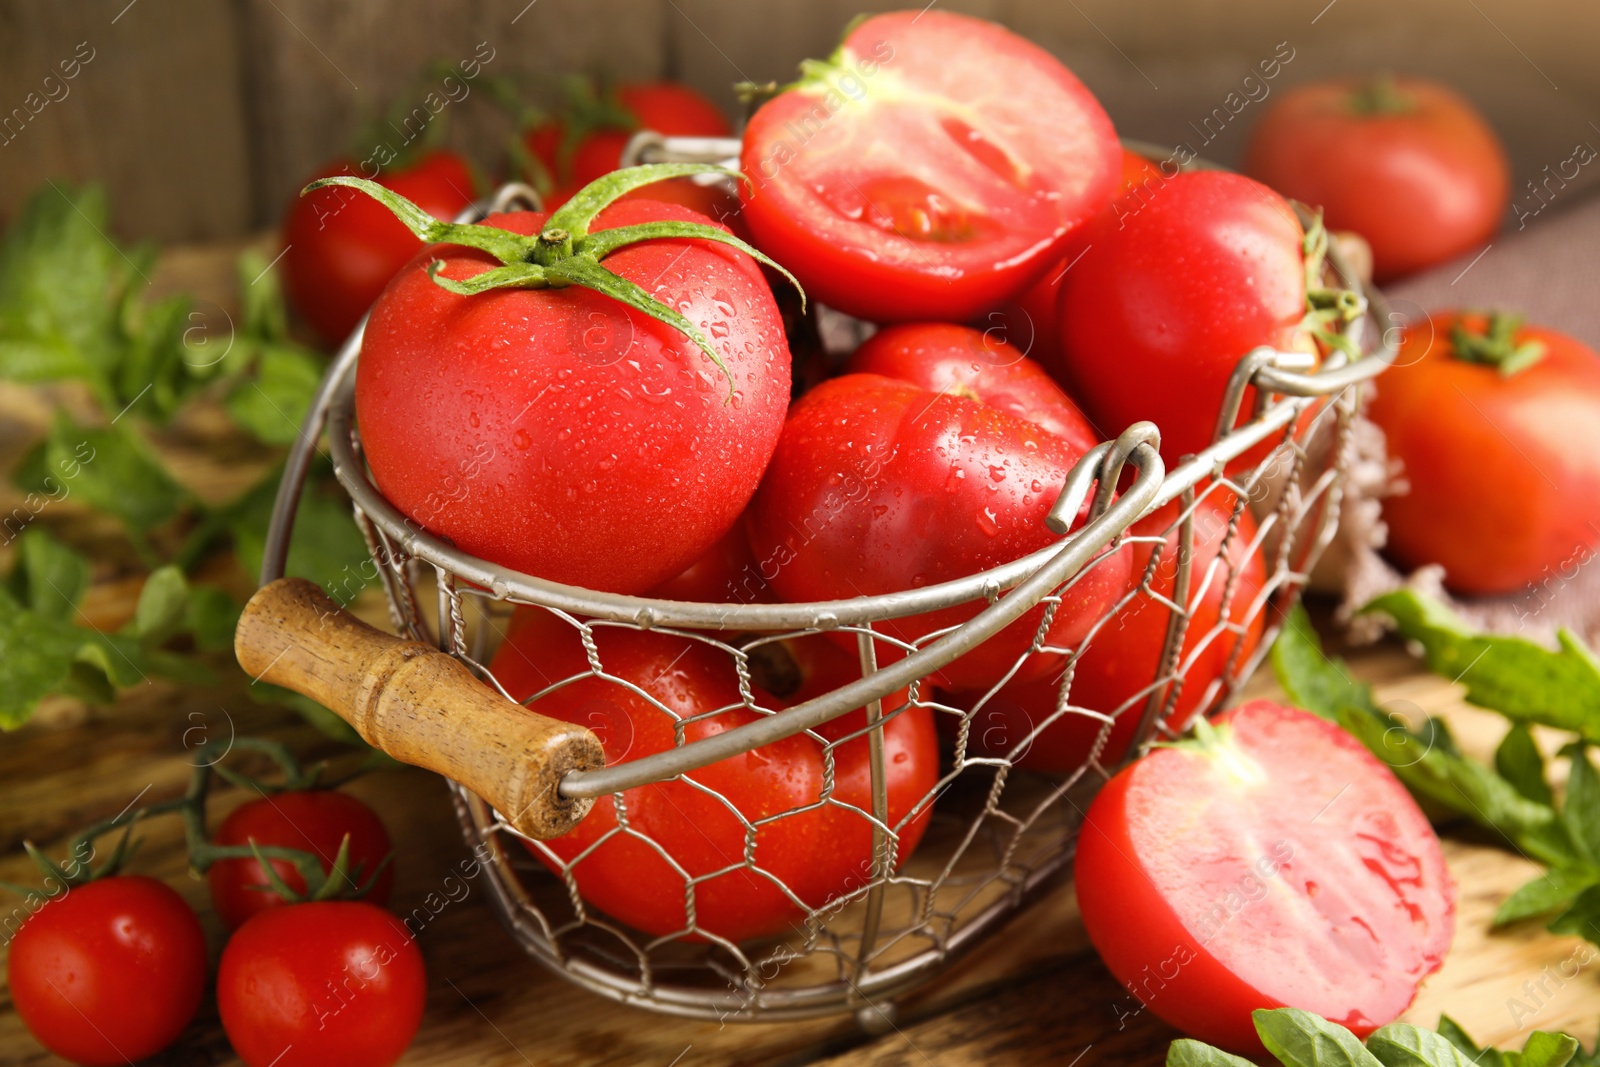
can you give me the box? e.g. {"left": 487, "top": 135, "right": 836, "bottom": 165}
{"left": 132, "top": 564, "right": 189, "bottom": 645}
{"left": 1549, "top": 883, "right": 1600, "bottom": 941}
{"left": 185, "top": 584, "right": 242, "bottom": 653}
{"left": 1497, "top": 723, "right": 1554, "bottom": 806}
{"left": 1561, "top": 745, "right": 1600, "bottom": 865}
{"left": 1436, "top": 1016, "right": 1506, "bottom": 1067}
{"left": 1363, "top": 590, "right": 1600, "bottom": 742}
{"left": 8, "top": 528, "right": 90, "bottom": 622}
{"left": 1167, "top": 1039, "right": 1257, "bottom": 1067}
{"left": 1254, "top": 1008, "right": 1384, "bottom": 1067}
{"left": 1519, "top": 1032, "right": 1581, "bottom": 1067}
{"left": 225, "top": 345, "right": 322, "bottom": 446}
{"left": 21, "top": 411, "right": 187, "bottom": 535}
{"left": 1495, "top": 868, "right": 1600, "bottom": 926}
{"left": 1367, "top": 1022, "right": 1475, "bottom": 1067}
{"left": 220, "top": 464, "right": 369, "bottom": 595}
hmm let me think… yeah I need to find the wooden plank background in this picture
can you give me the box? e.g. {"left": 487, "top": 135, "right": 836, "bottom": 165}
{"left": 3, "top": 0, "right": 1599, "bottom": 243}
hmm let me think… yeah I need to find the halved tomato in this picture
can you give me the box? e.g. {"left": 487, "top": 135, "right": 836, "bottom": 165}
{"left": 739, "top": 10, "right": 1120, "bottom": 322}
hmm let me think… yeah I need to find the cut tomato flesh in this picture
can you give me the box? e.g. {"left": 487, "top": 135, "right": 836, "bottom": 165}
{"left": 1075, "top": 700, "right": 1454, "bottom": 1051}
{"left": 740, "top": 10, "right": 1119, "bottom": 322}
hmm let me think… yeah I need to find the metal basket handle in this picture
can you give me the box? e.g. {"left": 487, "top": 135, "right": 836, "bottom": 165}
{"left": 235, "top": 576, "right": 604, "bottom": 840}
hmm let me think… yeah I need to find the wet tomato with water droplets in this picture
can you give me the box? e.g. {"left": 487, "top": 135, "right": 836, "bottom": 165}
{"left": 947, "top": 490, "right": 1268, "bottom": 772}
{"left": 747, "top": 327, "right": 1129, "bottom": 691}
{"left": 489, "top": 610, "right": 938, "bottom": 941}
{"left": 356, "top": 199, "right": 791, "bottom": 594}
{"left": 739, "top": 10, "right": 1120, "bottom": 322}
{"left": 1075, "top": 700, "right": 1454, "bottom": 1052}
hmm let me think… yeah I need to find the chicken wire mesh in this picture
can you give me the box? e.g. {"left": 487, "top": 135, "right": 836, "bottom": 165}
{"left": 260, "top": 156, "right": 1395, "bottom": 1024}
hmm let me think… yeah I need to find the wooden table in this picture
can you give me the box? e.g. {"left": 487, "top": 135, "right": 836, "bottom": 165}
{"left": 1, "top": 243, "right": 1596, "bottom": 1065}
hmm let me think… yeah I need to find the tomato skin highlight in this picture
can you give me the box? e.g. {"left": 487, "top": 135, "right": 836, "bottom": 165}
{"left": 355, "top": 199, "right": 791, "bottom": 595}
{"left": 948, "top": 492, "right": 1267, "bottom": 773}
{"left": 846, "top": 322, "right": 1102, "bottom": 453}
{"left": 1057, "top": 170, "right": 1312, "bottom": 465}
{"left": 746, "top": 373, "right": 1131, "bottom": 691}
{"left": 207, "top": 789, "right": 395, "bottom": 930}
{"left": 1244, "top": 76, "right": 1509, "bottom": 282}
{"left": 739, "top": 10, "right": 1120, "bottom": 322}
{"left": 1369, "top": 311, "right": 1600, "bottom": 594}
{"left": 7, "top": 876, "right": 207, "bottom": 1067}
{"left": 488, "top": 612, "right": 938, "bottom": 941}
{"left": 217, "top": 901, "right": 425, "bottom": 1067}
{"left": 1074, "top": 700, "right": 1454, "bottom": 1051}
{"left": 282, "top": 151, "right": 477, "bottom": 346}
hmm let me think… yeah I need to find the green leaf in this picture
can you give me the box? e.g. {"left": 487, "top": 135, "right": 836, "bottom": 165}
{"left": 1497, "top": 723, "right": 1554, "bottom": 806}
{"left": 1254, "top": 1008, "right": 1384, "bottom": 1067}
{"left": 1562, "top": 745, "right": 1600, "bottom": 865}
{"left": 1271, "top": 604, "right": 1374, "bottom": 720}
{"left": 225, "top": 345, "right": 323, "bottom": 446}
{"left": 1363, "top": 590, "right": 1600, "bottom": 742}
{"left": 132, "top": 565, "right": 189, "bottom": 645}
{"left": 219, "top": 464, "right": 369, "bottom": 596}
{"left": 185, "top": 584, "right": 242, "bottom": 653}
{"left": 1519, "top": 1032, "right": 1581, "bottom": 1067}
{"left": 1367, "top": 1022, "right": 1476, "bottom": 1067}
{"left": 1495, "top": 867, "right": 1599, "bottom": 926}
{"left": 1549, "top": 883, "right": 1600, "bottom": 941}
{"left": 1167, "top": 1039, "right": 1257, "bottom": 1067}
{"left": 17, "top": 411, "right": 187, "bottom": 536}
{"left": 8, "top": 528, "right": 90, "bottom": 622}
{"left": 1436, "top": 1017, "right": 1506, "bottom": 1067}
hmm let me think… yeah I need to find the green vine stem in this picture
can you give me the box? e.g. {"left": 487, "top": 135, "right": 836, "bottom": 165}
{"left": 1298, "top": 209, "right": 1366, "bottom": 361}
{"left": 2, "top": 737, "right": 385, "bottom": 906}
{"left": 304, "top": 163, "right": 805, "bottom": 397}
{"left": 1451, "top": 311, "right": 1547, "bottom": 376}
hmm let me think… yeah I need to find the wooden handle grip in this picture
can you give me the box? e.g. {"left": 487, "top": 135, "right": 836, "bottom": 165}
{"left": 235, "top": 578, "right": 603, "bottom": 840}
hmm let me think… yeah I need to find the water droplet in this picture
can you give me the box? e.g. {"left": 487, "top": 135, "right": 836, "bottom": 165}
{"left": 468, "top": 412, "right": 480, "bottom": 427}
{"left": 976, "top": 507, "right": 1001, "bottom": 537}
{"left": 987, "top": 465, "right": 1005, "bottom": 482}
{"left": 513, "top": 429, "right": 532, "bottom": 449}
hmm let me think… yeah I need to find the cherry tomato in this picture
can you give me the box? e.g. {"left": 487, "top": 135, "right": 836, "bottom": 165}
{"left": 1244, "top": 75, "right": 1509, "bottom": 282}
{"left": 218, "top": 901, "right": 425, "bottom": 1067}
{"left": 8, "top": 876, "right": 207, "bottom": 1066}
{"left": 988, "top": 149, "right": 1166, "bottom": 379}
{"left": 949, "top": 491, "right": 1267, "bottom": 772}
{"left": 1057, "top": 170, "right": 1315, "bottom": 465}
{"left": 356, "top": 198, "right": 791, "bottom": 594}
{"left": 1075, "top": 700, "right": 1455, "bottom": 1051}
{"left": 846, "top": 321, "right": 1102, "bottom": 453}
{"left": 1369, "top": 310, "right": 1600, "bottom": 594}
{"left": 489, "top": 611, "right": 939, "bottom": 941}
{"left": 739, "top": 10, "right": 1120, "bottom": 322}
{"left": 745, "top": 371, "right": 1130, "bottom": 691}
{"left": 282, "top": 151, "right": 476, "bottom": 346}
{"left": 207, "top": 789, "right": 394, "bottom": 930}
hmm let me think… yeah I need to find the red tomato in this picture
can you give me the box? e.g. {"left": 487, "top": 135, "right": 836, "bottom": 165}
{"left": 1075, "top": 700, "right": 1455, "bottom": 1051}
{"left": 1244, "top": 76, "right": 1509, "bottom": 282}
{"left": 1057, "top": 170, "right": 1315, "bottom": 465}
{"left": 218, "top": 901, "right": 425, "bottom": 1067}
{"left": 949, "top": 492, "right": 1267, "bottom": 772}
{"left": 8, "top": 876, "right": 207, "bottom": 1066}
{"left": 989, "top": 149, "right": 1167, "bottom": 378}
{"left": 488, "top": 611, "right": 939, "bottom": 941}
{"left": 646, "top": 519, "right": 772, "bottom": 604}
{"left": 1369, "top": 311, "right": 1600, "bottom": 594}
{"left": 846, "top": 322, "right": 1102, "bottom": 453}
{"left": 356, "top": 199, "right": 791, "bottom": 594}
{"left": 528, "top": 82, "right": 735, "bottom": 216}
{"left": 282, "top": 151, "right": 476, "bottom": 346}
{"left": 739, "top": 10, "right": 1120, "bottom": 322}
{"left": 745, "top": 373, "right": 1131, "bottom": 691}
{"left": 207, "top": 789, "right": 394, "bottom": 930}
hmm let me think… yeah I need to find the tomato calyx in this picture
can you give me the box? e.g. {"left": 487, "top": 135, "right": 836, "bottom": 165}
{"left": 1345, "top": 73, "right": 1415, "bottom": 116}
{"left": 1449, "top": 311, "right": 1547, "bottom": 376}
{"left": 1153, "top": 715, "right": 1269, "bottom": 788}
{"left": 306, "top": 164, "right": 805, "bottom": 393}
{"left": 1299, "top": 210, "right": 1367, "bottom": 359}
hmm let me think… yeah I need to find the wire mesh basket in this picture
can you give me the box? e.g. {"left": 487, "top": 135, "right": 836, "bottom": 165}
{"left": 239, "top": 136, "right": 1396, "bottom": 1027}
